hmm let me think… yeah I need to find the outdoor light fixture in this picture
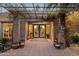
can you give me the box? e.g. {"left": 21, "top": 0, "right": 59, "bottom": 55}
{"left": 42, "top": 26, "right": 45, "bottom": 29}
{"left": 34, "top": 25, "right": 37, "bottom": 29}
{"left": 5, "top": 27, "right": 9, "bottom": 32}
{"left": 74, "top": 11, "right": 78, "bottom": 14}
{"left": 70, "top": 11, "right": 73, "bottom": 14}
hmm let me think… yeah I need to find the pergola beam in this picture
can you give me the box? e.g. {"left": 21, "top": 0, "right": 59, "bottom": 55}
{"left": 49, "top": 3, "right": 59, "bottom": 19}
{"left": 2, "top": 6, "right": 78, "bottom": 8}
{"left": 32, "top": 3, "right": 38, "bottom": 19}
{"left": 21, "top": 3, "right": 31, "bottom": 18}
{"left": 1, "top": 3, "right": 79, "bottom": 19}
{"left": 42, "top": 3, "right": 46, "bottom": 19}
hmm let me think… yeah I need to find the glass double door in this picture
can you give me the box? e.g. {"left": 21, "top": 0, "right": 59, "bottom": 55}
{"left": 33, "top": 24, "right": 46, "bottom": 38}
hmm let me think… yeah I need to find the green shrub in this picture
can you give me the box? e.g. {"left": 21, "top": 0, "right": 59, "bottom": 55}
{"left": 0, "top": 38, "right": 3, "bottom": 49}
{"left": 70, "top": 32, "right": 79, "bottom": 43}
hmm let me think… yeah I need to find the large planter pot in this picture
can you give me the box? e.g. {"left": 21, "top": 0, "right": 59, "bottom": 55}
{"left": 19, "top": 42, "right": 25, "bottom": 48}
{"left": 54, "top": 43, "right": 66, "bottom": 49}
{"left": 11, "top": 43, "right": 19, "bottom": 49}
{"left": 54, "top": 44, "right": 60, "bottom": 49}
{"left": 60, "top": 43, "right": 65, "bottom": 49}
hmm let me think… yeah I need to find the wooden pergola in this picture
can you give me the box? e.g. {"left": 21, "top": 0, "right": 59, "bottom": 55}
{"left": 0, "top": 3, "right": 79, "bottom": 48}
{"left": 0, "top": 3, "right": 79, "bottom": 19}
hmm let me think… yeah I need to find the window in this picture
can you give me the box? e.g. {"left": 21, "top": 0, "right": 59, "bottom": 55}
{"left": 2, "top": 23, "right": 13, "bottom": 39}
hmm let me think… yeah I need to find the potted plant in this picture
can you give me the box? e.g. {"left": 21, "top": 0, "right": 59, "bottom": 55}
{"left": 1, "top": 38, "right": 11, "bottom": 51}
{"left": 0, "top": 38, "right": 4, "bottom": 51}
{"left": 0, "top": 38, "right": 8, "bottom": 51}
{"left": 19, "top": 40, "right": 25, "bottom": 48}
{"left": 54, "top": 43, "right": 60, "bottom": 49}
{"left": 59, "top": 42, "right": 65, "bottom": 49}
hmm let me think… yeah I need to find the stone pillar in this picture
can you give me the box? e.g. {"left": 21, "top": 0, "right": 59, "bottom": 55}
{"left": 53, "top": 18, "right": 59, "bottom": 44}
{"left": 25, "top": 22, "right": 28, "bottom": 40}
{"left": 51, "top": 22, "right": 54, "bottom": 42}
{"left": 19, "top": 20, "right": 25, "bottom": 47}
{"left": 12, "top": 17, "right": 20, "bottom": 49}
{"left": 53, "top": 12, "right": 66, "bottom": 47}
{"left": 58, "top": 19, "right": 65, "bottom": 44}
{"left": 57, "top": 12, "right": 66, "bottom": 45}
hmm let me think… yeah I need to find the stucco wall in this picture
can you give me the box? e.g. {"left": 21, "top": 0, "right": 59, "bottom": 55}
{"left": 51, "top": 22, "right": 54, "bottom": 42}
{"left": 66, "top": 11, "right": 79, "bottom": 33}
{"left": 0, "top": 13, "right": 12, "bottom": 38}
{"left": 25, "top": 22, "right": 28, "bottom": 40}
{"left": 0, "top": 13, "right": 12, "bottom": 22}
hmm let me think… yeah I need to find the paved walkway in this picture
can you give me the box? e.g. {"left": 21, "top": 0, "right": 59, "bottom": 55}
{"left": 0, "top": 39, "right": 79, "bottom": 56}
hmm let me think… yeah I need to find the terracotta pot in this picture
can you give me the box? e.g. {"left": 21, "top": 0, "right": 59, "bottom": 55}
{"left": 19, "top": 42, "right": 25, "bottom": 48}
{"left": 11, "top": 43, "right": 19, "bottom": 49}
{"left": 54, "top": 44, "right": 60, "bottom": 49}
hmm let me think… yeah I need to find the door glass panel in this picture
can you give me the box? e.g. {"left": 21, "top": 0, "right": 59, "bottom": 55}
{"left": 29, "top": 24, "right": 33, "bottom": 38}
{"left": 40, "top": 25, "right": 45, "bottom": 38}
{"left": 34, "top": 25, "right": 39, "bottom": 38}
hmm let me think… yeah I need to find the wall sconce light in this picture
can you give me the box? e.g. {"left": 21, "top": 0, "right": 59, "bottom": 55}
{"left": 5, "top": 27, "right": 9, "bottom": 32}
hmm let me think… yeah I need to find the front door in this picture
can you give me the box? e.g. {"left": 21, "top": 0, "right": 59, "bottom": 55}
{"left": 33, "top": 24, "right": 46, "bottom": 38}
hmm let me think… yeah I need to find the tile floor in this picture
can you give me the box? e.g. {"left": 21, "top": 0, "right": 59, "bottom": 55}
{"left": 0, "top": 39, "right": 79, "bottom": 56}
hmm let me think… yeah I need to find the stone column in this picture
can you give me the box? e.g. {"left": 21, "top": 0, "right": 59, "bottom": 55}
{"left": 53, "top": 12, "right": 66, "bottom": 47}
{"left": 51, "top": 22, "right": 54, "bottom": 42}
{"left": 53, "top": 18, "right": 59, "bottom": 43}
{"left": 58, "top": 19, "right": 65, "bottom": 43}
{"left": 19, "top": 20, "right": 25, "bottom": 47}
{"left": 25, "top": 22, "right": 28, "bottom": 40}
{"left": 12, "top": 17, "right": 20, "bottom": 49}
{"left": 57, "top": 12, "right": 66, "bottom": 45}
